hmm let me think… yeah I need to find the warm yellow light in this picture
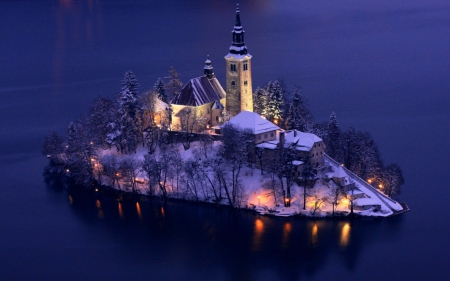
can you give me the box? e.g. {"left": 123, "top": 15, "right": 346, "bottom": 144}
{"left": 340, "top": 223, "right": 351, "bottom": 247}
{"left": 118, "top": 202, "right": 123, "bottom": 218}
{"left": 136, "top": 202, "right": 142, "bottom": 219}
{"left": 341, "top": 163, "right": 344, "bottom": 166}
{"left": 95, "top": 188, "right": 98, "bottom": 192}
{"left": 90, "top": 158, "right": 95, "bottom": 162}
{"left": 255, "top": 219, "right": 264, "bottom": 233}
{"left": 312, "top": 224, "right": 318, "bottom": 246}
{"left": 66, "top": 169, "right": 70, "bottom": 172}
{"left": 378, "top": 184, "right": 383, "bottom": 188}
{"left": 95, "top": 200, "right": 101, "bottom": 209}
{"left": 161, "top": 207, "right": 165, "bottom": 217}
{"left": 368, "top": 179, "right": 372, "bottom": 184}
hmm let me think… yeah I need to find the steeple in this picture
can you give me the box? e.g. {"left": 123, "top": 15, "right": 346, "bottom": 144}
{"left": 203, "top": 55, "right": 214, "bottom": 78}
{"left": 229, "top": 4, "right": 248, "bottom": 56}
{"left": 224, "top": 4, "right": 253, "bottom": 116}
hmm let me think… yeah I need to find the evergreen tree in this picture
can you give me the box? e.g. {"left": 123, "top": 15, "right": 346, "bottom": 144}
{"left": 265, "top": 80, "right": 284, "bottom": 124}
{"left": 86, "top": 97, "right": 117, "bottom": 148}
{"left": 284, "top": 87, "right": 314, "bottom": 132}
{"left": 325, "top": 112, "right": 341, "bottom": 159}
{"left": 117, "top": 70, "right": 142, "bottom": 153}
{"left": 153, "top": 77, "right": 168, "bottom": 104}
{"left": 252, "top": 86, "right": 267, "bottom": 116}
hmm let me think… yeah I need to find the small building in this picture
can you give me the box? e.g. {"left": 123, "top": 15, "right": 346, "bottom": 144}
{"left": 222, "top": 110, "right": 280, "bottom": 143}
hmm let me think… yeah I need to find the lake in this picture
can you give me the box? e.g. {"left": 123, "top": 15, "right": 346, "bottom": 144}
{"left": 1, "top": 0, "right": 449, "bottom": 280}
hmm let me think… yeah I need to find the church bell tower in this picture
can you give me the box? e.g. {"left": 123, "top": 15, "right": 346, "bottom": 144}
{"left": 225, "top": 4, "right": 253, "bottom": 116}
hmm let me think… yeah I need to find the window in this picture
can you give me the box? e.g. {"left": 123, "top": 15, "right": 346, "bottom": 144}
{"left": 231, "top": 81, "right": 235, "bottom": 86}
{"left": 264, "top": 134, "right": 267, "bottom": 139}
{"left": 270, "top": 132, "right": 274, "bottom": 137}
{"left": 244, "top": 81, "right": 248, "bottom": 86}
{"left": 243, "top": 63, "right": 248, "bottom": 71}
{"left": 216, "top": 116, "right": 219, "bottom": 122}
{"left": 258, "top": 135, "right": 261, "bottom": 140}
{"left": 230, "top": 64, "right": 236, "bottom": 72}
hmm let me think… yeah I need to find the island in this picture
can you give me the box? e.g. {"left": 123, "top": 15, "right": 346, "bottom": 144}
{"left": 43, "top": 5, "right": 408, "bottom": 217}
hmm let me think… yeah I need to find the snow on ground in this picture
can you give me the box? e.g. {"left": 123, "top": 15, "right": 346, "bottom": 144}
{"left": 95, "top": 142, "right": 404, "bottom": 217}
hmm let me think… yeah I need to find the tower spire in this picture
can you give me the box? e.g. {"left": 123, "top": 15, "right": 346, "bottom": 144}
{"left": 203, "top": 55, "right": 214, "bottom": 78}
{"left": 229, "top": 3, "right": 247, "bottom": 56}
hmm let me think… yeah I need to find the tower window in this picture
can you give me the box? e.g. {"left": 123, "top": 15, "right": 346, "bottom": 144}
{"left": 244, "top": 81, "right": 248, "bottom": 86}
{"left": 231, "top": 81, "right": 235, "bottom": 86}
{"left": 230, "top": 64, "right": 236, "bottom": 72}
{"left": 243, "top": 63, "right": 248, "bottom": 71}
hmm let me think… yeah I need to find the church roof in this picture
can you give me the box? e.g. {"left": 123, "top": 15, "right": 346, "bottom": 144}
{"left": 170, "top": 76, "right": 226, "bottom": 107}
{"left": 223, "top": 111, "right": 280, "bottom": 134}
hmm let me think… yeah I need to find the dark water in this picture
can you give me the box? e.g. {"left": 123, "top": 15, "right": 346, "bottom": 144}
{"left": 1, "top": 1, "right": 449, "bottom": 280}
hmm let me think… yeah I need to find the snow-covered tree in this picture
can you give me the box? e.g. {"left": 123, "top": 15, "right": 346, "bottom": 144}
{"left": 86, "top": 97, "right": 117, "bottom": 148}
{"left": 118, "top": 156, "right": 142, "bottom": 193}
{"left": 117, "top": 70, "right": 142, "bottom": 153}
{"left": 42, "top": 131, "right": 64, "bottom": 161}
{"left": 164, "top": 66, "right": 183, "bottom": 99}
{"left": 380, "top": 163, "right": 405, "bottom": 197}
{"left": 153, "top": 77, "right": 168, "bottom": 104}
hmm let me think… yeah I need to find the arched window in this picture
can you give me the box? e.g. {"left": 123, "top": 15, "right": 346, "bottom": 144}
{"left": 231, "top": 81, "right": 235, "bottom": 86}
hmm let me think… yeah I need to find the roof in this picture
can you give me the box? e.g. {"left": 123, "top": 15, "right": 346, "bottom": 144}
{"left": 170, "top": 76, "right": 226, "bottom": 107}
{"left": 333, "top": 166, "right": 348, "bottom": 178}
{"left": 223, "top": 111, "right": 280, "bottom": 134}
{"left": 256, "top": 129, "right": 323, "bottom": 152}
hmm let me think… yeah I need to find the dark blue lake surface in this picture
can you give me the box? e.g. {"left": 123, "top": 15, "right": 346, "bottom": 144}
{"left": 1, "top": 1, "right": 449, "bottom": 280}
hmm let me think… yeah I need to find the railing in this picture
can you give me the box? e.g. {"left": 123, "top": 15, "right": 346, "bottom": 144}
{"left": 323, "top": 154, "right": 401, "bottom": 210}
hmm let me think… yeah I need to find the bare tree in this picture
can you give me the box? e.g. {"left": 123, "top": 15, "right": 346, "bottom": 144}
{"left": 118, "top": 156, "right": 142, "bottom": 193}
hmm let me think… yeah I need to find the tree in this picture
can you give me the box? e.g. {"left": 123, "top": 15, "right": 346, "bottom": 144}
{"left": 153, "top": 77, "right": 168, "bottom": 104}
{"left": 328, "top": 181, "right": 344, "bottom": 215}
{"left": 100, "top": 154, "right": 120, "bottom": 188}
{"left": 117, "top": 70, "right": 142, "bottom": 153}
{"left": 380, "top": 163, "right": 405, "bottom": 197}
{"left": 65, "top": 121, "right": 96, "bottom": 187}
{"left": 164, "top": 66, "right": 183, "bottom": 100}
{"left": 300, "top": 156, "right": 315, "bottom": 210}
{"left": 86, "top": 97, "right": 117, "bottom": 148}
{"left": 325, "top": 112, "right": 341, "bottom": 159}
{"left": 42, "top": 131, "right": 64, "bottom": 162}
{"left": 118, "top": 156, "right": 142, "bottom": 193}
{"left": 284, "top": 86, "right": 314, "bottom": 132}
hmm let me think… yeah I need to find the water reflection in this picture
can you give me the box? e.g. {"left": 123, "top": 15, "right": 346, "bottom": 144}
{"left": 118, "top": 202, "right": 123, "bottom": 218}
{"left": 340, "top": 222, "right": 351, "bottom": 248}
{"left": 55, "top": 178, "right": 404, "bottom": 281}
{"left": 136, "top": 202, "right": 142, "bottom": 220}
{"left": 252, "top": 218, "right": 264, "bottom": 251}
{"left": 311, "top": 223, "right": 318, "bottom": 247}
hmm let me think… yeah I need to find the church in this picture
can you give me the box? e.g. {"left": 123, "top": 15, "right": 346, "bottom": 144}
{"left": 169, "top": 5, "right": 253, "bottom": 132}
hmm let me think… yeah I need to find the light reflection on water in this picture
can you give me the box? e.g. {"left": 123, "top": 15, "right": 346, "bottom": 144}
{"left": 340, "top": 222, "right": 351, "bottom": 248}
{"left": 62, "top": 186, "right": 404, "bottom": 280}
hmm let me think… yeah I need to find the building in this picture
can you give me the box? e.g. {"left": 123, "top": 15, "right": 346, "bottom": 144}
{"left": 224, "top": 110, "right": 279, "bottom": 143}
{"left": 170, "top": 57, "right": 226, "bottom": 131}
{"left": 225, "top": 4, "right": 253, "bottom": 116}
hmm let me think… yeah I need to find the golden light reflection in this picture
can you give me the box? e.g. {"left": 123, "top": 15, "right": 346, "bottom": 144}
{"left": 311, "top": 224, "right": 318, "bottom": 246}
{"left": 118, "top": 202, "right": 123, "bottom": 218}
{"left": 252, "top": 219, "right": 264, "bottom": 252}
{"left": 95, "top": 200, "right": 103, "bottom": 219}
{"left": 282, "top": 222, "right": 292, "bottom": 247}
{"left": 68, "top": 195, "right": 73, "bottom": 205}
{"left": 340, "top": 223, "right": 351, "bottom": 248}
{"left": 161, "top": 207, "right": 165, "bottom": 217}
{"left": 136, "top": 202, "right": 142, "bottom": 220}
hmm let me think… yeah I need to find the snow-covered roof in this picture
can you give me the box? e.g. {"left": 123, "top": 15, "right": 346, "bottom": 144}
{"left": 223, "top": 111, "right": 280, "bottom": 134}
{"left": 256, "top": 129, "right": 322, "bottom": 152}
{"left": 155, "top": 98, "right": 169, "bottom": 112}
{"left": 354, "top": 198, "right": 380, "bottom": 207}
{"left": 333, "top": 166, "right": 348, "bottom": 178}
{"left": 224, "top": 53, "right": 252, "bottom": 60}
{"left": 292, "top": 160, "right": 304, "bottom": 166}
{"left": 211, "top": 100, "right": 224, "bottom": 110}
{"left": 170, "top": 76, "right": 226, "bottom": 107}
